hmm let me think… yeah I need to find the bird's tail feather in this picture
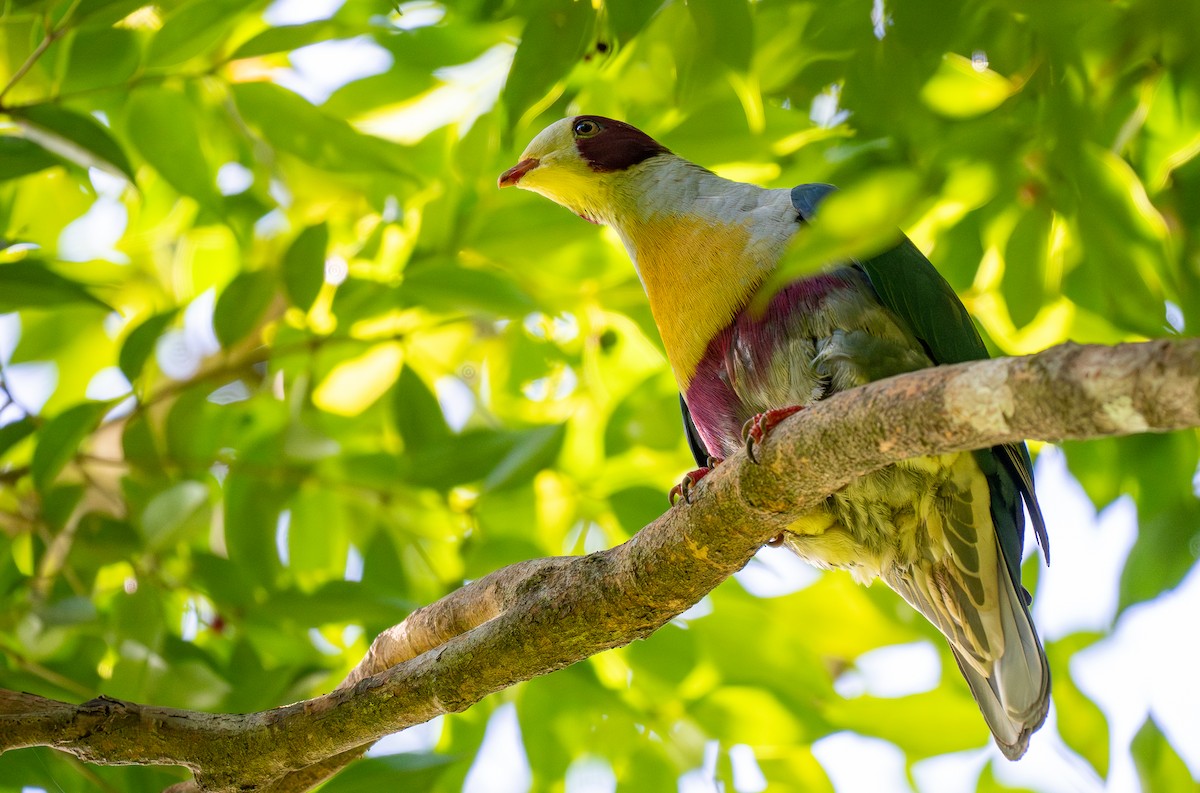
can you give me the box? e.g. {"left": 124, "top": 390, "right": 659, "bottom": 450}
{"left": 951, "top": 552, "right": 1050, "bottom": 760}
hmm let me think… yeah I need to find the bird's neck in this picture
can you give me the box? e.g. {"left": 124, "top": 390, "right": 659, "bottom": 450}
{"left": 604, "top": 156, "right": 796, "bottom": 387}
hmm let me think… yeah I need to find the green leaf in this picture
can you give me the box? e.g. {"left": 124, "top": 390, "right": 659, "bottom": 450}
{"left": 605, "top": 0, "right": 661, "bottom": 44}
{"left": 381, "top": 431, "right": 511, "bottom": 490}
{"left": 1119, "top": 498, "right": 1200, "bottom": 610}
{"left": 230, "top": 21, "right": 344, "bottom": 59}
{"left": 230, "top": 82, "right": 414, "bottom": 177}
{"left": 824, "top": 686, "right": 990, "bottom": 758}
{"left": 694, "top": 686, "right": 803, "bottom": 745}
{"left": 31, "top": 402, "right": 109, "bottom": 491}
{"left": 212, "top": 270, "right": 276, "bottom": 349}
{"left": 0, "top": 136, "right": 59, "bottom": 181}
{"left": 146, "top": 0, "right": 243, "bottom": 67}
{"left": 125, "top": 86, "right": 220, "bottom": 209}
{"left": 318, "top": 753, "right": 455, "bottom": 793}
{"left": 1131, "top": 716, "right": 1195, "bottom": 793}
{"left": 1047, "top": 633, "right": 1109, "bottom": 778}
{"left": 282, "top": 222, "right": 328, "bottom": 312}
{"left": 119, "top": 309, "right": 179, "bottom": 382}
{"left": 0, "top": 416, "right": 37, "bottom": 459}
{"left": 1117, "top": 433, "right": 1200, "bottom": 611}
{"left": 1066, "top": 145, "right": 1170, "bottom": 337}
{"left": 399, "top": 260, "right": 536, "bottom": 317}
{"left": 286, "top": 487, "right": 348, "bottom": 577}
{"left": 484, "top": 423, "right": 565, "bottom": 491}
{"left": 605, "top": 373, "right": 686, "bottom": 455}
{"left": 57, "top": 27, "right": 141, "bottom": 96}
{"left": 259, "top": 580, "right": 410, "bottom": 627}
{"left": 687, "top": 0, "right": 754, "bottom": 73}
{"left": 74, "top": 0, "right": 153, "bottom": 26}
{"left": 609, "top": 486, "right": 666, "bottom": 535}
{"left": 502, "top": 0, "right": 595, "bottom": 125}
{"left": 42, "top": 483, "right": 85, "bottom": 529}
{"left": 392, "top": 365, "right": 449, "bottom": 452}
{"left": 165, "top": 389, "right": 237, "bottom": 468}
{"left": 920, "top": 53, "right": 1017, "bottom": 118}
{"left": 140, "top": 480, "right": 211, "bottom": 549}
{"left": 14, "top": 103, "right": 136, "bottom": 180}
{"left": 0, "top": 261, "right": 111, "bottom": 312}
{"left": 1002, "top": 208, "right": 1051, "bottom": 329}
{"left": 224, "top": 468, "right": 291, "bottom": 586}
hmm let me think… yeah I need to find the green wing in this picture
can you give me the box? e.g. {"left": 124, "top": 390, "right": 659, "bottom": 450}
{"left": 790, "top": 184, "right": 1049, "bottom": 579}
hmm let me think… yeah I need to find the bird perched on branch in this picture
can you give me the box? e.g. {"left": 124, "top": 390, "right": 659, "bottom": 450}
{"left": 500, "top": 116, "right": 1051, "bottom": 759}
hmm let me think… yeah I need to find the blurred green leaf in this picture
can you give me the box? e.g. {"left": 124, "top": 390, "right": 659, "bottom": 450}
{"left": 1047, "top": 633, "right": 1109, "bottom": 778}
{"left": 1067, "top": 144, "right": 1171, "bottom": 337}
{"left": 0, "top": 136, "right": 58, "bottom": 181}
{"left": 231, "top": 21, "right": 345, "bottom": 59}
{"left": 224, "top": 467, "right": 292, "bottom": 587}
{"left": 1120, "top": 498, "right": 1200, "bottom": 611}
{"left": 13, "top": 103, "right": 135, "bottom": 180}
{"left": 319, "top": 753, "right": 455, "bottom": 793}
{"left": 824, "top": 686, "right": 989, "bottom": 758}
{"left": 1131, "top": 716, "right": 1195, "bottom": 793}
{"left": 605, "top": 0, "right": 661, "bottom": 44}
{"left": 126, "top": 86, "right": 220, "bottom": 209}
{"left": 287, "top": 486, "right": 348, "bottom": 577}
{"left": 484, "top": 423, "right": 565, "bottom": 491}
{"left": 605, "top": 374, "right": 683, "bottom": 455}
{"left": 687, "top": 0, "right": 753, "bottom": 73}
{"left": 73, "top": 0, "right": 153, "bottom": 26}
{"left": 165, "top": 389, "right": 240, "bottom": 469}
{"left": 213, "top": 270, "right": 276, "bottom": 348}
{"left": 1117, "top": 433, "right": 1200, "bottom": 611}
{"left": 259, "top": 580, "right": 410, "bottom": 626}
{"left": 392, "top": 365, "right": 449, "bottom": 451}
{"left": 58, "top": 26, "right": 140, "bottom": 94}
{"left": 921, "top": 53, "right": 1016, "bottom": 118}
{"left": 399, "top": 260, "right": 537, "bottom": 317}
{"left": 503, "top": 0, "right": 594, "bottom": 125}
{"left": 283, "top": 222, "right": 328, "bottom": 312}
{"left": 230, "top": 82, "right": 415, "bottom": 177}
{"left": 140, "top": 480, "right": 211, "bottom": 549}
{"left": 146, "top": 0, "right": 244, "bottom": 67}
{"left": 31, "top": 402, "right": 109, "bottom": 492}
{"left": 1002, "top": 208, "right": 1051, "bottom": 328}
{"left": 0, "top": 261, "right": 111, "bottom": 312}
{"left": 0, "top": 416, "right": 36, "bottom": 458}
{"left": 119, "top": 309, "right": 179, "bottom": 382}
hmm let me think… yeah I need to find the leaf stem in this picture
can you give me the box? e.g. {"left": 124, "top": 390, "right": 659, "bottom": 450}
{"left": 0, "top": 0, "right": 85, "bottom": 106}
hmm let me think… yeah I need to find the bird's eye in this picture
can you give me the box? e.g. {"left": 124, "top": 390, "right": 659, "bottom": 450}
{"left": 573, "top": 119, "right": 601, "bottom": 138}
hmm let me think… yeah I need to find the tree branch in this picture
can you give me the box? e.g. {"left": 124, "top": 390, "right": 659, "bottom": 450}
{"left": 2, "top": 340, "right": 1197, "bottom": 791}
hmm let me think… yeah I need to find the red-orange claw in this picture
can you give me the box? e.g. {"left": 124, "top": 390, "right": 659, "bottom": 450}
{"left": 669, "top": 466, "right": 713, "bottom": 506}
{"left": 741, "top": 405, "right": 806, "bottom": 464}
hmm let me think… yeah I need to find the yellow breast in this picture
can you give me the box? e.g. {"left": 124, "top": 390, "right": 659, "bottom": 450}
{"left": 629, "top": 214, "right": 767, "bottom": 387}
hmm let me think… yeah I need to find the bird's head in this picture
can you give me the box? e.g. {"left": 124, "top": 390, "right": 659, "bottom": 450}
{"left": 498, "top": 116, "right": 669, "bottom": 224}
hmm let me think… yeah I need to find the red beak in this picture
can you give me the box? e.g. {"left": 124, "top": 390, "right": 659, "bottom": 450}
{"left": 498, "top": 158, "right": 539, "bottom": 188}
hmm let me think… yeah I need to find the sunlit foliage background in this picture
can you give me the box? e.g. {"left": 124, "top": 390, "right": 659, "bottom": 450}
{"left": 1, "top": 0, "right": 1198, "bottom": 790}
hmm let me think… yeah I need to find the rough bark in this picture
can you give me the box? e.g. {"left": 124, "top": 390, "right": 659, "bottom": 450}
{"left": 1, "top": 340, "right": 1197, "bottom": 791}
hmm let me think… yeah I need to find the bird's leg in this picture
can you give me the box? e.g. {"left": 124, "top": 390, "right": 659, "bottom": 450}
{"left": 669, "top": 457, "right": 723, "bottom": 505}
{"left": 741, "top": 406, "right": 805, "bottom": 464}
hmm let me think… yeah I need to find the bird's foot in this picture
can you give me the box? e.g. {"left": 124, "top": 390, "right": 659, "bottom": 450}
{"left": 669, "top": 457, "right": 723, "bottom": 505}
{"left": 741, "top": 406, "right": 805, "bottom": 464}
